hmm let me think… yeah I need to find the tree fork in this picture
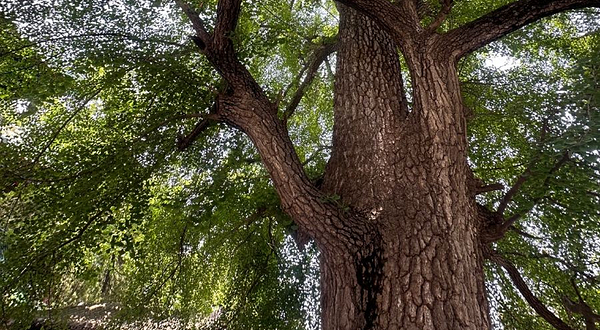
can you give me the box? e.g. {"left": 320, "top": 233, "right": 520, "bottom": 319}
{"left": 174, "top": 0, "right": 600, "bottom": 329}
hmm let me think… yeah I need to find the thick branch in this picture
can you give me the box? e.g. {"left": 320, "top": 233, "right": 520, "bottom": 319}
{"left": 175, "top": 0, "right": 366, "bottom": 248}
{"left": 446, "top": 0, "right": 600, "bottom": 59}
{"left": 488, "top": 251, "right": 575, "bottom": 330}
{"left": 214, "top": 0, "right": 242, "bottom": 51}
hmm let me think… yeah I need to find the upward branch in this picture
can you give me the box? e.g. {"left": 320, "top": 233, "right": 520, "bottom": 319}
{"left": 283, "top": 40, "right": 338, "bottom": 121}
{"left": 214, "top": 0, "right": 242, "bottom": 51}
{"left": 446, "top": 0, "right": 600, "bottom": 59}
{"left": 173, "top": 0, "right": 364, "bottom": 247}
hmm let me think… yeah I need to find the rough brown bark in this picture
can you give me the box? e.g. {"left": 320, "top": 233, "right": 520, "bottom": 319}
{"left": 173, "top": 0, "right": 599, "bottom": 328}
{"left": 317, "top": 4, "right": 490, "bottom": 329}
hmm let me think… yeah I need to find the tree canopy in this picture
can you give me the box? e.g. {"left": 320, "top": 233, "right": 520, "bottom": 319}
{"left": 0, "top": 0, "right": 599, "bottom": 329}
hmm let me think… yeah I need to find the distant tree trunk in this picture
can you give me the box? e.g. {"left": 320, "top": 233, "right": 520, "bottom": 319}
{"left": 318, "top": 5, "right": 490, "bottom": 329}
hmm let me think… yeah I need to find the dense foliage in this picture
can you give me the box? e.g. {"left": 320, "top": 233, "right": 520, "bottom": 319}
{"left": 0, "top": 0, "right": 599, "bottom": 329}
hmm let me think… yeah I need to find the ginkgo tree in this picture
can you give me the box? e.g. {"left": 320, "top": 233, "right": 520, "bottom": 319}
{"left": 1, "top": 0, "right": 600, "bottom": 329}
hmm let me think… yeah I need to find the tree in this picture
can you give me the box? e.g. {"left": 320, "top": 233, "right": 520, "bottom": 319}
{"left": 1, "top": 0, "right": 599, "bottom": 329}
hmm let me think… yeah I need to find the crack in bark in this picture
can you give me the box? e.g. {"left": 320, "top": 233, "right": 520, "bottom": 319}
{"left": 355, "top": 235, "right": 385, "bottom": 330}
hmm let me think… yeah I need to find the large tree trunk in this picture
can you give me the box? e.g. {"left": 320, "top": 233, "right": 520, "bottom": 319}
{"left": 318, "top": 5, "right": 491, "bottom": 329}
{"left": 177, "top": 0, "right": 600, "bottom": 328}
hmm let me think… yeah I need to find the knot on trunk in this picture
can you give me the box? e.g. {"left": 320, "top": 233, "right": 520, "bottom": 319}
{"left": 477, "top": 203, "right": 507, "bottom": 243}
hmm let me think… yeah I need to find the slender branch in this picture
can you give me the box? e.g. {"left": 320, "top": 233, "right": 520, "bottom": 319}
{"left": 498, "top": 151, "right": 571, "bottom": 230}
{"left": 503, "top": 251, "right": 598, "bottom": 284}
{"left": 301, "top": 145, "right": 332, "bottom": 167}
{"left": 31, "top": 89, "right": 103, "bottom": 166}
{"left": 445, "top": 0, "right": 600, "bottom": 59}
{"left": 426, "top": 0, "right": 454, "bottom": 32}
{"left": 174, "top": 0, "right": 212, "bottom": 48}
{"left": 176, "top": 119, "right": 215, "bottom": 151}
{"left": 587, "top": 190, "right": 600, "bottom": 198}
{"left": 499, "top": 150, "right": 570, "bottom": 213}
{"left": 284, "top": 41, "right": 338, "bottom": 121}
{"left": 509, "top": 226, "right": 546, "bottom": 240}
{"left": 497, "top": 166, "right": 533, "bottom": 214}
{"left": 488, "top": 251, "right": 575, "bottom": 330}
{"left": 212, "top": 207, "right": 267, "bottom": 250}
{"left": 476, "top": 182, "right": 504, "bottom": 194}
{"left": 144, "top": 223, "right": 188, "bottom": 300}
{"left": 141, "top": 112, "right": 208, "bottom": 135}
{"left": 561, "top": 279, "right": 600, "bottom": 329}
{"left": 2, "top": 33, "right": 185, "bottom": 56}
{"left": 175, "top": 105, "right": 221, "bottom": 151}
{"left": 3, "top": 208, "right": 107, "bottom": 294}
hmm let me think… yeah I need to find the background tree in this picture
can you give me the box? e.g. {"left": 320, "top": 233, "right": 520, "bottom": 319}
{"left": 0, "top": 0, "right": 599, "bottom": 329}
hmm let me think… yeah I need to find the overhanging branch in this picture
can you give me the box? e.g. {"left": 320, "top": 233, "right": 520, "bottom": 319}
{"left": 445, "top": 0, "right": 600, "bottom": 59}
{"left": 488, "top": 251, "right": 575, "bottom": 330}
{"left": 32, "top": 88, "right": 103, "bottom": 167}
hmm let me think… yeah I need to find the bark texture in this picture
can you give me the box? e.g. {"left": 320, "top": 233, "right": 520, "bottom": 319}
{"left": 318, "top": 4, "right": 490, "bottom": 329}
{"left": 174, "top": 0, "right": 600, "bottom": 328}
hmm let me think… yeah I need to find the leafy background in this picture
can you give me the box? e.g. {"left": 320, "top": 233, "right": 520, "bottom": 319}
{"left": 0, "top": 0, "right": 598, "bottom": 329}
